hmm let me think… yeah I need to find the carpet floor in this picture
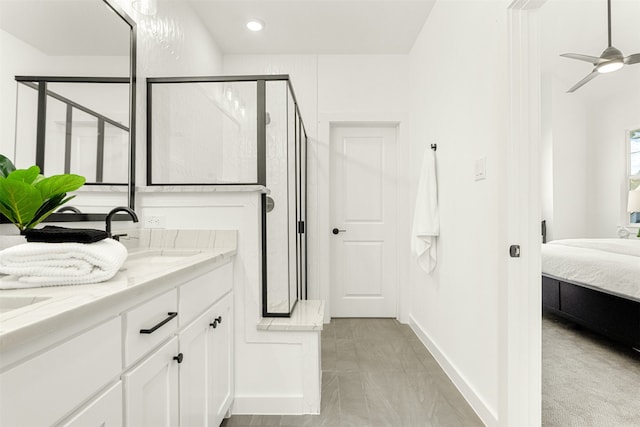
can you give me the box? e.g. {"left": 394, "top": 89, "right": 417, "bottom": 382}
{"left": 542, "top": 313, "right": 640, "bottom": 427}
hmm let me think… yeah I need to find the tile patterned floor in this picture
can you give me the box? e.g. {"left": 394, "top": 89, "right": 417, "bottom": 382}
{"left": 221, "top": 318, "right": 483, "bottom": 427}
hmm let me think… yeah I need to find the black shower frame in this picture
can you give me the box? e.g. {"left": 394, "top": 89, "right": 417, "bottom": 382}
{"left": 146, "top": 75, "right": 308, "bottom": 318}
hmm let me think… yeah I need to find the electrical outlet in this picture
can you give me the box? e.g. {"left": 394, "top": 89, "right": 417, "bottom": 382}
{"left": 474, "top": 157, "right": 487, "bottom": 181}
{"left": 144, "top": 215, "right": 166, "bottom": 229}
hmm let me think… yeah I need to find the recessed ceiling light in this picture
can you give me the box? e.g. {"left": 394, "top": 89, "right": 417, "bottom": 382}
{"left": 246, "top": 20, "right": 264, "bottom": 32}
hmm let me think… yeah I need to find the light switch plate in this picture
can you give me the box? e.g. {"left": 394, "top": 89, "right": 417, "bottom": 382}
{"left": 475, "top": 157, "right": 487, "bottom": 181}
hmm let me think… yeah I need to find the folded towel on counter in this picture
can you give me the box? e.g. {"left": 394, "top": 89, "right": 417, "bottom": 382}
{"left": 24, "top": 225, "right": 108, "bottom": 243}
{"left": 0, "top": 239, "right": 127, "bottom": 288}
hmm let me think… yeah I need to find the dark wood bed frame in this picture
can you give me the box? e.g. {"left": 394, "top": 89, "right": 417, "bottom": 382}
{"left": 540, "top": 220, "right": 640, "bottom": 350}
{"left": 542, "top": 274, "right": 640, "bottom": 350}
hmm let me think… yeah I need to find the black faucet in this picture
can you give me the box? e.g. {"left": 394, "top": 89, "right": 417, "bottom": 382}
{"left": 106, "top": 207, "right": 139, "bottom": 241}
{"left": 56, "top": 206, "right": 82, "bottom": 213}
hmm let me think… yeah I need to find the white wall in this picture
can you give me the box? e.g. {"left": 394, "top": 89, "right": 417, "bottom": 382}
{"left": 540, "top": 74, "right": 590, "bottom": 241}
{"left": 587, "top": 92, "right": 640, "bottom": 237}
{"left": 407, "top": 1, "right": 511, "bottom": 424}
{"left": 539, "top": 0, "right": 640, "bottom": 240}
{"left": 110, "top": 0, "right": 224, "bottom": 186}
{"left": 539, "top": 72, "right": 640, "bottom": 241}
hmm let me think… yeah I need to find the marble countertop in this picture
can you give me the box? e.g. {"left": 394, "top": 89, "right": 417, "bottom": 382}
{"left": 257, "top": 300, "right": 325, "bottom": 332}
{"left": 0, "top": 229, "right": 237, "bottom": 352}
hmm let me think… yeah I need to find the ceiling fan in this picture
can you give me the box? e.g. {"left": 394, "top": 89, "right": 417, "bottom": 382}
{"left": 561, "top": 0, "right": 640, "bottom": 93}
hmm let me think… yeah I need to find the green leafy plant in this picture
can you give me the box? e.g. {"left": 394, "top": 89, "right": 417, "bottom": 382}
{"left": 0, "top": 154, "right": 85, "bottom": 232}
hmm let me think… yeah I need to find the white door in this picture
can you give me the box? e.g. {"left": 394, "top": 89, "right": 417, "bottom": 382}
{"left": 330, "top": 125, "right": 397, "bottom": 317}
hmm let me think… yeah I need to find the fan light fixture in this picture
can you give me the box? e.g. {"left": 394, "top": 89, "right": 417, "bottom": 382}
{"left": 597, "top": 60, "right": 624, "bottom": 73}
{"left": 560, "top": 0, "right": 639, "bottom": 92}
{"left": 246, "top": 20, "right": 264, "bottom": 32}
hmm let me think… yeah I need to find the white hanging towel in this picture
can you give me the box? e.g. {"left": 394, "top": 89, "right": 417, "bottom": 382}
{"left": 411, "top": 147, "right": 440, "bottom": 273}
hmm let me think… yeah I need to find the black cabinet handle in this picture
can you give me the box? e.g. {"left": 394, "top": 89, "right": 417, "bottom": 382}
{"left": 173, "top": 353, "right": 184, "bottom": 364}
{"left": 209, "top": 316, "right": 223, "bottom": 329}
{"left": 140, "top": 312, "right": 178, "bottom": 334}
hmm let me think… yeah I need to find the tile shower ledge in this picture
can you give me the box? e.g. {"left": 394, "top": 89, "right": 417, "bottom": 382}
{"left": 0, "top": 246, "right": 236, "bottom": 351}
{"left": 257, "top": 300, "right": 325, "bottom": 331}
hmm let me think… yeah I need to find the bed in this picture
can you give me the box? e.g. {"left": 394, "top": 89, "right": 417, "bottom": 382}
{"left": 541, "top": 237, "right": 640, "bottom": 350}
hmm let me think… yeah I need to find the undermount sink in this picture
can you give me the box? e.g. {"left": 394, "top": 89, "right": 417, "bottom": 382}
{"left": 123, "top": 250, "right": 202, "bottom": 270}
{"left": 0, "top": 296, "right": 51, "bottom": 314}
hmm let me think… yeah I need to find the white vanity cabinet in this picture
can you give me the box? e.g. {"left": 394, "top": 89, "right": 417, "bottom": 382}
{"left": 0, "top": 317, "right": 122, "bottom": 427}
{"left": 178, "top": 291, "right": 234, "bottom": 427}
{"left": 59, "top": 382, "right": 124, "bottom": 427}
{"left": 0, "top": 253, "right": 235, "bottom": 427}
{"left": 122, "top": 260, "right": 234, "bottom": 427}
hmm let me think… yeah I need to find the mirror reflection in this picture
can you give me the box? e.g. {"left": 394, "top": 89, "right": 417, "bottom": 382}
{"left": 0, "top": 0, "right": 134, "bottom": 212}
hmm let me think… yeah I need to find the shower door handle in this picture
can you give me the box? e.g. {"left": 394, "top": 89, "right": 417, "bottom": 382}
{"left": 332, "top": 228, "right": 346, "bottom": 235}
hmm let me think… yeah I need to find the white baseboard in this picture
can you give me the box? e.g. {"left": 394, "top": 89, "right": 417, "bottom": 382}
{"left": 232, "top": 395, "right": 305, "bottom": 415}
{"left": 408, "top": 315, "right": 498, "bottom": 427}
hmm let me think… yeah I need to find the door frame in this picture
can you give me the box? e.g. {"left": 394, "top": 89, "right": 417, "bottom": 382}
{"left": 502, "top": 1, "right": 546, "bottom": 426}
{"left": 318, "top": 113, "right": 409, "bottom": 323}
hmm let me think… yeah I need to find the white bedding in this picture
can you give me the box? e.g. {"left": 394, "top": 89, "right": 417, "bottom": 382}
{"left": 541, "top": 239, "right": 640, "bottom": 302}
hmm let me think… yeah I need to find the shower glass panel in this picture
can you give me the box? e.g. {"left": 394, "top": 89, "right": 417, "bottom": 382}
{"left": 148, "top": 81, "right": 257, "bottom": 184}
{"left": 146, "top": 75, "right": 307, "bottom": 317}
{"left": 265, "top": 80, "right": 291, "bottom": 314}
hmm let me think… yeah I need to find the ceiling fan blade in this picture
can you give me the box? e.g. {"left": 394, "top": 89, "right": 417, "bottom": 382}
{"left": 567, "top": 71, "right": 599, "bottom": 93}
{"left": 560, "top": 53, "right": 603, "bottom": 65}
{"left": 624, "top": 53, "right": 640, "bottom": 65}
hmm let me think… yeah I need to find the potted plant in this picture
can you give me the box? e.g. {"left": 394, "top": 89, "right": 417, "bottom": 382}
{"left": 0, "top": 154, "right": 85, "bottom": 233}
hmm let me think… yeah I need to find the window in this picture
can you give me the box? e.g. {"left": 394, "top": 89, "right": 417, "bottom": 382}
{"left": 628, "top": 128, "right": 640, "bottom": 224}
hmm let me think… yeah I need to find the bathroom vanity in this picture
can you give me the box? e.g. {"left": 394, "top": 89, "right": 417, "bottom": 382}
{"left": 0, "top": 230, "right": 237, "bottom": 426}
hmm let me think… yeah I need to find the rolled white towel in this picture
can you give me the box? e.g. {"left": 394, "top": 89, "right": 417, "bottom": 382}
{"left": 0, "top": 239, "right": 127, "bottom": 288}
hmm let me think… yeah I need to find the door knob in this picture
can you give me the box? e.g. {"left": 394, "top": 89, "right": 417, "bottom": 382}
{"left": 332, "top": 228, "right": 346, "bottom": 235}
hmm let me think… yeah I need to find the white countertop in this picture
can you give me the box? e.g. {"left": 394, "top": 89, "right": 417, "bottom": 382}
{"left": 0, "top": 229, "right": 238, "bottom": 354}
{"left": 0, "top": 248, "right": 236, "bottom": 351}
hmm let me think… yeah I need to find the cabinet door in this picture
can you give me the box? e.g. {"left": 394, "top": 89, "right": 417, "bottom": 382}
{"left": 178, "top": 307, "right": 213, "bottom": 427}
{"left": 0, "top": 317, "right": 121, "bottom": 427}
{"left": 209, "top": 293, "right": 234, "bottom": 426}
{"left": 58, "top": 382, "right": 123, "bottom": 427}
{"left": 123, "top": 338, "right": 179, "bottom": 427}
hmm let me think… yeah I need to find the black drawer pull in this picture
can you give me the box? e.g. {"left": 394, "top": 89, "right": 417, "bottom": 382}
{"left": 140, "top": 312, "right": 178, "bottom": 334}
{"left": 209, "top": 316, "right": 222, "bottom": 329}
{"left": 173, "top": 353, "right": 184, "bottom": 364}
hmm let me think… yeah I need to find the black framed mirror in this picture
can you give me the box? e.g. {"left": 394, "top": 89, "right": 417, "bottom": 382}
{"left": 0, "top": 0, "right": 136, "bottom": 221}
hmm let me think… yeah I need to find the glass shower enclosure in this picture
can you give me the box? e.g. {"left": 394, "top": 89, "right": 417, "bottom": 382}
{"left": 147, "top": 75, "right": 307, "bottom": 317}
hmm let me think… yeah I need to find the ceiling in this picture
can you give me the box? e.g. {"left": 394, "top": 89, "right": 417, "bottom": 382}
{"left": 540, "top": 0, "right": 640, "bottom": 100}
{"left": 0, "top": 0, "right": 130, "bottom": 56}
{"left": 188, "top": 0, "right": 436, "bottom": 54}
